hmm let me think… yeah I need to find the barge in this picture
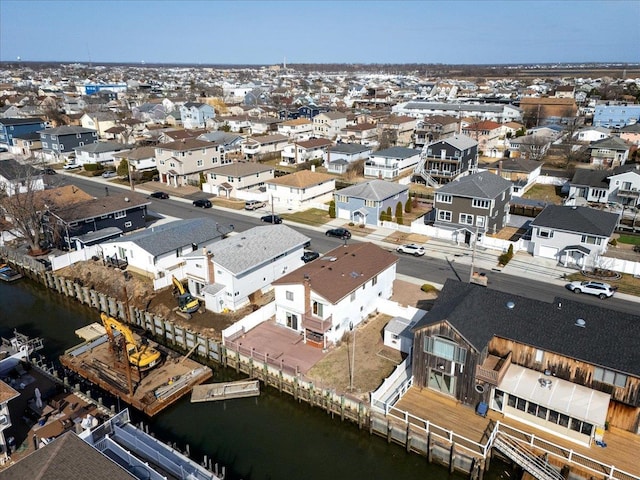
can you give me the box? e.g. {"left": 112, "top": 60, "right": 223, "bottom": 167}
{"left": 59, "top": 322, "right": 213, "bottom": 417}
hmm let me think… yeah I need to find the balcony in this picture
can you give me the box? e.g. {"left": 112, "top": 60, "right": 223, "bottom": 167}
{"left": 302, "top": 313, "right": 333, "bottom": 333}
{"left": 617, "top": 188, "right": 640, "bottom": 199}
{"left": 475, "top": 351, "right": 512, "bottom": 386}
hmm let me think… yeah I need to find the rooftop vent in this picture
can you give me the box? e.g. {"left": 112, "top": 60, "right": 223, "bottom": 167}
{"left": 575, "top": 318, "right": 586, "bottom": 328}
{"left": 506, "top": 301, "right": 515, "bottom": 309}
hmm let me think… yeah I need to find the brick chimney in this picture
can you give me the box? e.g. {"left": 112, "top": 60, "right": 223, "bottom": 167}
{"left": 303, "top": 274, "right": 311, "bottom": 314}
{"left": 203, "top": 247, "right": 215, "bottom": 284}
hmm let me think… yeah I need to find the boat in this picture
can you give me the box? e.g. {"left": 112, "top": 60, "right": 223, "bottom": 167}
{"left": 0, "top": 330, "right": 44, "bottom": 375}
{"left": 0, "top": 264, "right": 23, "bottom": 282}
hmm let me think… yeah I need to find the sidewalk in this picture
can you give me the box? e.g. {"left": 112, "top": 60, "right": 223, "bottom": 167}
{"left": 64, "top": 172, "right": 640, "bottom": 304}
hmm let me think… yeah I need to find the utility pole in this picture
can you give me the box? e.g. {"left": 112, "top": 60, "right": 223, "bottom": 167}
{"left": 349, "top": 322, "right": 356, "bottom": 391}
{"left": 468, "top": 224, "right": 480, "bottom": 283}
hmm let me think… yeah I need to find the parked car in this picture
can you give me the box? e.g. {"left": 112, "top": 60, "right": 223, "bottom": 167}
{"left": 396, "top": 244, "right": 425, "bottom": 257}
{"left": 566, "top": 280, "right": 615, "bottom": 299}
{"left": 150, "top": 191, "right": 169, "bottom": 199}
{"left": 193, "top": 199, "right": 212, "bottom": 208}
{"left": 301, "top": 251, "right": 320, "bottom": 263}
{"left": 40, "top": 168, "right": 57, "bottom": 175}
{"left": 63, "top": 163, "right": 81, "bottom": 170}
{"left": 102, "top": 170, "right": 117, "bottom": 178}
{"left": 325, "top": 227, "right": 351, "bottom": 239}
{"left": 260, "top": 214, "right": 282, "bottom": 224}
{"left": 245, "top": 200, "right": 265, "bottom": 210}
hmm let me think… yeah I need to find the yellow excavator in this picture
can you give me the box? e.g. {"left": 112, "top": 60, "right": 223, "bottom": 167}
{"left": 100, "top": 313, "right": 162, "bottom": 371}
{"left": 172, "top": 276, "right": 200, "bottom": 314}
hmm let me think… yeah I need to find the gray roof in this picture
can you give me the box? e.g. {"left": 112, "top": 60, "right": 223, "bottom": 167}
{"left": 413, "top": 279, "right": 640, "bottom": 376}
{"left": 104, "top": 218, "right": 230, "bottom": 257}
{"left": 329, "top": 143, "right": 371, "bottom": 154}
{"left": 204, "top": 225, "right": 309, "bottom": 276}
{"left": 570, "top": 169, "right": 610, "bottom": 188}
{"left": 530, "top": 205, "right": 619, "bottom": 237}
{"left": 486, "top": 157, "right": 541, "bottom": 174}
{"left": 198, "top": 131, "right": 243, "bottom": 144}
{"left": 372, "top": 146, "right": 421, "bottom": 159}
{"left": 337, "top": 179, "right": 408, "bottom": 201}
{"left": 74, "top": 141, "right": 128, "bottom": 153}
{"left": 621, "top": 123, "right": 640, "bottom": 133}
{"left": 438, "top": 133, "right": 478, "bottom": 151}
{"left": 437, "top": 171, "right": 512, "bottom": 199}
{"left": 209, "top": 161, "right": 273, "bottom": 177}
{"left": 0, "top": 117, "right": 45, "bottom": 126}
{"left": 404, "top": 101, "right": 518, "bottom": 113}
{"left": 587, "top": 136, "right": 629, "bottom": 151}
{"left": 0, "top": 158, "right": 40, "bottom": 180}
{"left": 38, "top": 125, "right": 97, "bottom": 135}
{"left": 0, "top": 431, "right": 136, "bottom": 480}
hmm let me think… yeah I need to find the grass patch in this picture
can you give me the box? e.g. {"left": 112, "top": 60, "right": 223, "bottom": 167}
{"left": 212, "top": 198, "right": 245, "bottom": 210}
{"left": 280, "top": 208, "right": 331, "bottom": 227}
{"left": 616, "top": 234, "right": 640, "bottom": 246}
{"left": 565, "top": 272, "right": 640, "bottom": 297}
{"left": 522, "top": 184, "right": 564, "bottom": 204}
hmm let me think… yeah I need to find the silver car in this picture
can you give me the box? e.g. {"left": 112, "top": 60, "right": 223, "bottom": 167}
{"left": 567, "top": 280, "right": 615, "bottom": 299}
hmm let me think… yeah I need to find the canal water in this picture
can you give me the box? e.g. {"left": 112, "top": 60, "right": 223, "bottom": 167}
{"left": 0, "top": 279, "right": 511, "bottom": 480}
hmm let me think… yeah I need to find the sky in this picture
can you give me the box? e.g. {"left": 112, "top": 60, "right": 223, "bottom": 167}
{"left": 1, "top": 0, "right": 639, "bottom": 65}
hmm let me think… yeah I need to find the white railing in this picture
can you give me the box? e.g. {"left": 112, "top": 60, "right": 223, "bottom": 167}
{"left": 221, "top": 302, "right": 275, "bottom": 344}
{"left": 370, "top": 362, "right": 412, "bottom": 408}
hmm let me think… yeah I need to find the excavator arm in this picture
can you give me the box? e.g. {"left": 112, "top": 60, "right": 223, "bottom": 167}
{"left": 99, "top": 313, "right": 161, "bottom": 370}
{"left": 171, "top": 276, "right": 200, "bottom": 314}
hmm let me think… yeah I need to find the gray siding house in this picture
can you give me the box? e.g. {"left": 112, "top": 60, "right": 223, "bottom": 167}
{"left": 414, "top": 134, "right": 478, "bottom": 186}
{"left": 38, "top": 125, "right": 98, "bottom": 161}
{"left": 335, "top": 179, "right": 409, "bottom": 226}
{"left": 529, "top": 205, "right": 619, "bottom": 268}
{"left": 432, "top": 171, "right": 512, "bottom": 244}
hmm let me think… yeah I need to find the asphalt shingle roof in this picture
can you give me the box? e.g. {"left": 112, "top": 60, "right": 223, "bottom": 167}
{"left": 530, "top": 205, "right": 619, "bottom": 237}
{"left": 373, "top": 146, "right": 421, "bottom": 159}
{"left": 438, "top": 133, "right": 478, "bottom": 151}
{"left": 204, "top": 224, "right": 310, "bottom": 275}
{"left": 37, "top": 125, "right": 96, "bottom": 135}
{"left": 437, "top": 171, "right": 512, "bottom": 199}
{"left": 104, "top": 217, "right": 229, "bottom": 257}
{"left": 74, "top": 141, "right": 128, "bottom": 153}
{"left": 337, "top": 179, "right": 408, "bottom": 201}
{"left": 413, "top": 279, "right": 640, "bottom": 376}
{"left": 329, "top": 143, "right": 370, "bottom": 154}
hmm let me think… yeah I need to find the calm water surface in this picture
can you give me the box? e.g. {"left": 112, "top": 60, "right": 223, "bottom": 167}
{"left": 0, "top": 279, "right": 510, "bottom": 480}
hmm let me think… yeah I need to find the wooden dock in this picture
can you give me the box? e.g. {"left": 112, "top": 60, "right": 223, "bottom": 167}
{"left": 60, "top": 334, "right": 213, "bottom": 417}
{"left": 191, "top": 380, "right": 260, "bottom": 403}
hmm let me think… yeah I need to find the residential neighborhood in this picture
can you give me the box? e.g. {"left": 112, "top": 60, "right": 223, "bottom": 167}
{"left": 1, "top": 58, "right": 640, "bottom": 480}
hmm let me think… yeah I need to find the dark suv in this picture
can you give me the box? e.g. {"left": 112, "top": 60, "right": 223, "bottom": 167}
{"left": 260, "top": 214, "right": 282, "bottom": 224}
{"left": 193, "top": 199, "right": 212, "bottom": 208}
{"left": 325, "top": 227, "right": 351, "bottom": 239}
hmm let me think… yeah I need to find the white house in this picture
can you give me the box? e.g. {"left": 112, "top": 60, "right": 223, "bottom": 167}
{"left": 112, "top": 146, "right": 157, "bottom": 173}
{"left": 573, "top": 126, "right": 611, "bottom": 143}
{"left": 313, "top": 111, "right": 347, "bottom": 139}
{"left": 364, "top": 146, "right": 422, "bottom": 179}
{"left": 281, "top": 138, "right": 332, "bottom": 165}
{"left": 203, "top": 162, "right": 274, "bottom": 198}
{"left": 179, "top": 102, "right": 215, "bottom": 129}
{"left": 184, "top": 224, "right": 310, "bottom": 313}
{"left": 272, "top": 243, "right": 398, "bottom": 348}
{"left": 569, "top": 164, "right": 640, "bottom": 208}
{"left": 100, "top": 218, "right": 232, "bottom": 284}
{"left": 265, "top": 170, "right": 335, "bottom": 211}
{"left": 529, "top": 205, "right": 619, "bottom": 268}
{"left": 277, "top": 118, "right": 314, "bottom": 140}
{"left": 74, "top": 141, "right": 129, "bottom": 166}
{"left": 241, "top": 134, "right": 289, "bottom": 160}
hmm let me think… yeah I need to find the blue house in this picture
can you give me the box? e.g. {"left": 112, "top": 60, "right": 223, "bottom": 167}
{"left": 0, "top": 117, "right": 47, "bottom": 149}
{"left": 38, "top": 125, "right": 98, "bottom": 161}
{"left": 179, "top": 102, "right": 215, "bottom": 129}
{"left": 334, "top": 179, "right": 409, "bottom": 226}
{"left": 593, "top": 104, "right": 640, "bottom": 128}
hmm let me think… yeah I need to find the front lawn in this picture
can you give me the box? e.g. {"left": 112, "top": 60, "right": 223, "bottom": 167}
{"left": 280, "top": 208, "right": 331, "bottom": 227}
{"left": 521, "top": 184, "right": 564, "bottom": 204}
{"left": 616, "top": 234, "right": 640, "bottom": 246}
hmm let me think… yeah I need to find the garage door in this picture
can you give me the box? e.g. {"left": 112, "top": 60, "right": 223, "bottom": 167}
{"left": 337, "top": 208, "right": 350, "bottom": 220}
{"left": 538, "top": 245, "right": 558, "bottom": 260}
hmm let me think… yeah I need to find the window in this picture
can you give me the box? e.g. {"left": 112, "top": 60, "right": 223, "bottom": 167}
{"left": 476, "top": 216, "right": 485, "bottom": 227}
{"left": 337, "top": 195, "right": 347, "bottom": 203}
{"left": 350, "top": 291, "right": 356, "bottom": 302}
{"left": 197, "top": 159, "right": 203, "bottom": 167}
{"left": 76, "top": 133, "right": 82, "bottom": 139}
{"left": 312, "top": 301, "right": 323, "bottom": 317}
{"left": 581, "top": 235, "right": 602, "bottom": 245}
{"left": 372, "top": 275, "right": 378, "bottom": 286}
{"left": 424, "top": 336, "right": 467, "bottom": 363}
{"left": 114, "top": 210, "right": 126, "bottom": 219}
{"left": 438, "top": 210, "right": 452, "bottom": 222}
{"left": 594, "top": 367, "right": 627, "bottom": 387}
{"left": 459, "top": 213, "right": 474, "bottom": 225}
{"left": 286, "top": 291, "right": 294, "bottom": 301}
{"left": 437, "top": 194, "right": 452, "bottom": 204}
{"left": 124, "top": 221, "right": 132, "bottom": 228}
{"left": 538, "top": 229, "right": 553, "bottom": 238}
{"left": 472, "top": 199, "right": 490, "bottom": 209}
{"left": 535, "top": 349, "right": 544, "bottom": 363}
{"left": 365, "top": 200, "right": 377, "bottom": 207}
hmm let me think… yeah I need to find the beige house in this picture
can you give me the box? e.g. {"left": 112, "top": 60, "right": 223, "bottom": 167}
{"left": 266, "top": 170, "right": 335, "bottom": 211}
{"left": 80, "top": 112, "right": 118, "bottom": 138}
{"left": 313, "top": 111, "right": 347, "bottom": 139}
{"left": 241, "top": 134, "right": 289, "bottom": 160}
{"left": 277, "top": 118, "right": 314, "bottom": 140}
{"left": 377, "top": 115, "right": 417, "bottom": 147}
{"left": 338, "top": 122, "right": 378, "bottom": 147}
{"left": 203, "top": 161, "right": 275, "bottom": 198}
{"left": 155, "top": 138, "right": 221, "bottom": 187}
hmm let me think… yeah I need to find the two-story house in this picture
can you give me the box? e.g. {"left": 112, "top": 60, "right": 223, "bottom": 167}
{"left": 241, "top": 134, "right": 289, "bottom": 160}
{"left": 101, "top": 217, "right": 231, "bottom": 283}
{"left": 277, "top": 118, "right": 314, "bottom": 140}
{"left": 203, "top": 162, "right": 274, "bottom": 198}
{"left": 414, "top": 134, "right": 478, "bottom": 187}
{"left": 364, "top": 146, "right": 422, "bottom": 179}
{"left": 38, "top": 126, "right": 98, "bottom": 162}
{"left": 0, "top": 158, "right": 44, "bottom": 196}
{"left": 461, "top": 120, "right": 503, "bottom": 156}
{"left": 273, "top": 243, "right": 397, "bottom": 348}
{"left": 74, "top": 141, "right": 129, "bottom": 167}
{"left": 593, "top": 104, "right": 640, "bottom": 128}
{"left": 313, "top": 111, "right": 347, "bottom": 139}
{"left": 485, "top": 157, "right": 542, "bottom": 196}
{"left": 586, "top": 136, "right": 630, "bottom": 168}
{"left": 432, "top": 171, "right": 512, "bottom": 244}
{"left": 529, "top": 205, "right": 619, "bottom": 268}
{"left": 620, "top": 123, "right": 640, "bottom": 146}
{"left": 179, "top": 102, "right": 215, "bottom": 129}
{"left": 184, "top": 224, "right": 310, "bottom": 313}
{"left": 112, "top": 146, "right": 157, "bottom": 174}
{"left": 265, "top": 170, "right": 335, "bottom": 211}
{"left": 281, "top": 138, "right": 332, "bottom": 165}
{"left": 334, "top": 179, "right": 409, "bottom": 226}
{"left": 43, "top": 191, "right": 151, "bottom": 250}
{"left": 80, "top": 112, "right": 118, "bottom": 138}
{"left": 0, "top": 117, "right": 47, "bottom": 151}
{"left": 377, "top": 115, "right": 417, "bottom": 147}
{"left": 10, "top": 132, "right": 42, "bottom": 158}
{"left": 198, "top": 131, "right": 244, "bottom": 158}
{"left": 155, "top": 138, "right": 220, "bottom": 187}
{"left": 568, "top": 164, "right": 640, "bottom": 208}
{"left": 411, "top": 279, "right": 640, "bottom": 445}
{"left": 338, "top": 122, "right": 379, "bottom": 147}
{"left": 324, "top": 143, "right": 372, "bottom": 174}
